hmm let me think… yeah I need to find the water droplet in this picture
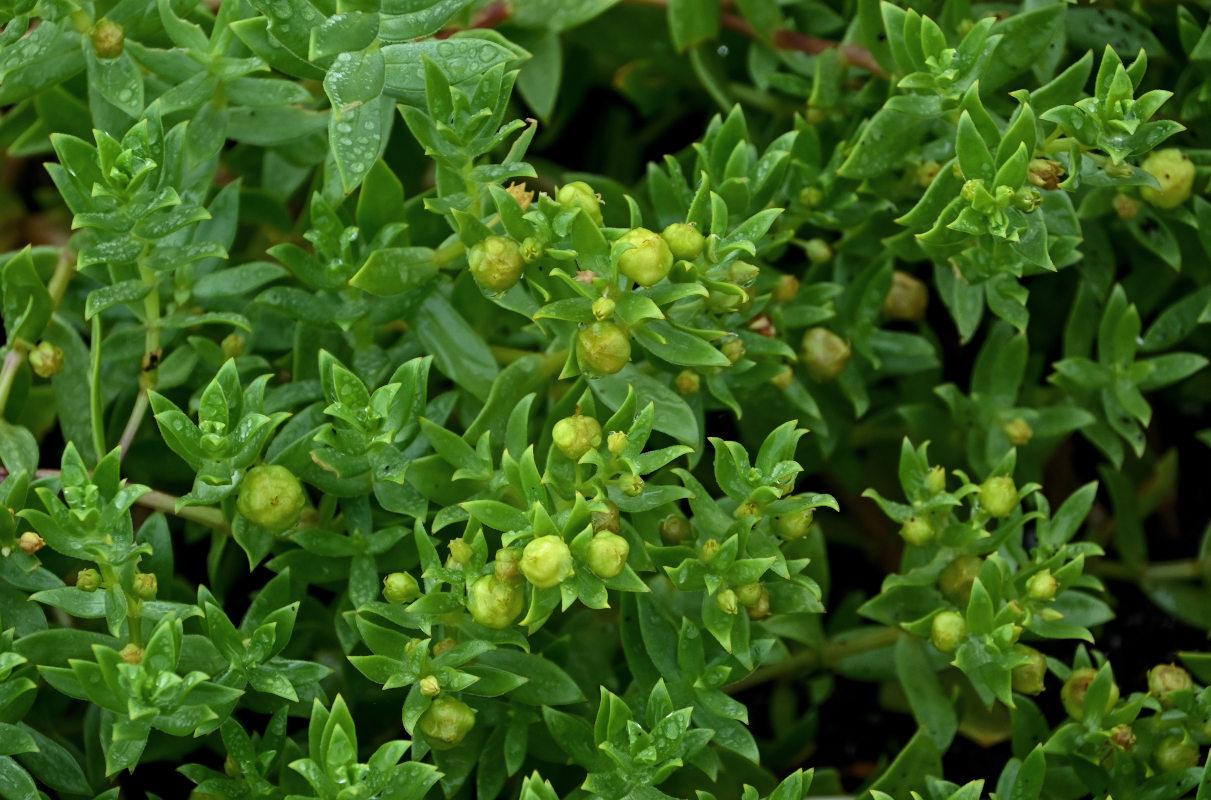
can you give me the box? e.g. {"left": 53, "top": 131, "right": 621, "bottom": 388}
{"left": 480, "top": 45, "right": 497, "bottom": 63}
{"left": 717, "top": 44, "right": 729, "bottom": 56}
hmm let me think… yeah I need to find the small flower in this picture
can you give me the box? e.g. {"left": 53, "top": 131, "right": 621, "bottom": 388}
{"left": 92, "top": 18, "right": 124, "bottom": 58}
{"left": 552, "top": 412, "right": 603, "bottom": 461}
{"left": 468, "top": 236, "right": 525, "bottom": 293}
{"left": 133, "top": 572, "right": 157, "bottom": 601}
{"left": 383, "top": 572, "right": 420, "bottom": 605}
{"left": 1109, "top": 724, "right": 1136, "bottom": 751}
{"left": 1060, "top": 668, "right": 1118, "bottom": 721}
{"left": 587, "top": 531, "right": 630, "bottom": 578}
{"left": 978, "top": 475, "right": 1017, "bottom": 518}
{"left": 616, "top": 228, "right": 674, "bottom": 287}
{"left": 801, "top": 328, "right": 850, "bottom": 382}
{"left": 930, "top": 611, "right": 967, "bottom": 654}
{"left": 76, "top": 568, "right": 102, "bottom": 592}
{"left": 661, "top": 222, "right": 705, "bottom": 261}
{"left": 1027, "top": 158, "right": 1064, "bottom": 190}
{"left": 28, "top": 341, "right": 64, "bottom": 378}
{"left": 1140, "top": 149, "right": 1196, "bottom": 209}
{"left": 882, "top": 271, "right": 928, "bottom": 321}
{"left": 770, "top": 365, "right": 794, "bottom": 390}
{"left": 700, "top": 538, "right": 720, "bottom": 563}
{"left": 1113, "top": 194, "right": 1140, "bottom": 220}
{"left": 735, "top": 583, "right": 763, "bottom": 607}
{"left": 467, "top": 575, "right": 524, "bottom": 629}
{"left": 720, "top": 335, "right": 746, "bottom": 364}
{"left": 120, "top": 644, "right": 143, "bottom": 665}
{"left": 556, "top": 181, "right": 603, "bottom": 225}
{"left": 716, "top": 589, "right": 738, "bottom": 615}
{"left": 576, "top": 321, "right": 631, "bottom": 376}
{"left": 607, "top": 432, "right": 628, "bottom": 457}
{"left": 520, "top": 536, "right": 574, "bottom": 589}
{"left": 447, "top": 538, "right": 473, "bottom": 566}
{"left": 237, "top": 465, "right": 306, "bottom": 534}
{"left": 727, "top": 262, "right": 760, "bottom": 287}
{"left": 924, "top": 466, "right": 946, "bottom": 495}
{"left": 1002, "top": 417, "right": 1032, "bottom": 446}
{"left": 418, "top": 695, "right": 476, "bottom": 750}
{"left": 17, "top": 531, "right": 45, "bottom": 555}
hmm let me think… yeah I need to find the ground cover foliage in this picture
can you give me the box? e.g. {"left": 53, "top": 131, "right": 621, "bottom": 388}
{"left": 1, "top": 0, "right": 1211, "bottom": 797}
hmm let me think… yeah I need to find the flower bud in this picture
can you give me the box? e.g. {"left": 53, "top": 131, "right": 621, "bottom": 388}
{"left": 960, "top": 180, "right": 979, "bottom": 203}
{"left": 447, "top": 538, "right": 473, "bottom": 567}
{"left": 220, "top": 333, "right": 245, "bottom": 360}
{"left": 1010, "top": 647, "right": 1048, "bottom": 695}
{"left": 383, "top": 572, "right": 420, "bottom": 605}
{"left": 17, "top": 531, "right": 44, "bottom": 555}
{"left": 76, "top": 568, "right": 102, "bottom": 592}
{"left": 770, "top": 365, "right": 794, "bottom": 391}
{"left": 1154, "top": 735, "right": 1199, "bottom": 772}
{"left": 133, "top": 572, "right": 157, "bottom": 601}
{"left": 432, "top": 638, "right": 456, "bottom": 657}
{"left": 520, "top": 536, "right": 574, "bottom": 589}
{"left": 419, "top": 695, "right": 476, "bottom": 750}
{"left": 576, "top": 321, "right": 631, "bottom": 376}
{"left": 804, "top": 238, "right": 832, "bottom": 265}
{"left": 120, "top": 644, "right": 143, "bottom": 665}
{"left": 924, "top": 466, "right": 946, "bottom": 496}
{"left": 899, "top": 516, "right": 934, "bottom": 547}
{"left": 592, "top": 296, "right": 616, "bottom": 321}
{"left": 930, "top": 611, "right": 967, "bottom": 654}
{"left": 607, "top": 431, "right": 628, "bottom": 457}
{"left": 1003, "top": 417, "right": 1032, "bottom": 446}
{"left": 591, "top": 501, "right": 620, "bottom": 534}
{"left": 92, "top": 19, "right": 124, "bottom": 59}
{"left": 660, "top": 514, "right": 691, "bottom": 545}
{"left": 675, "top": 369, "right": 700, "bottom": 395}
{"left": 1147, "top": 663, "right": 1194, "bottom": 707}
{"left": 556, "top": 181, "right": 603, "bottom": 225}
{"left": 717, "top": 589, "right": 738, "bottom": 615}
{"left": 237, "top": 465, "right": 306, "bottom": 534}
{"left": 700, "top": 538, "right": 720, "bottom": 563}
{"left": 552, "top": 413, "right": 602, "bottom": 461}
{"left": 587, "top": 531, "right": 630, "bottom": 578}
{"left": 1026, "top": 569, "right": 1057, "bottom": 602}
{"left": 1109, "top": 724, "right": 1136, "bottom": 751}
{"left": 28, "top": 341, "right": 63, "bottom": 378}
{"left": 772, "top": 506, "right": 814, "bottom": 540}
{"left": 619, "top": 474, "right": 644, "bottom": 497}
{"left": 798, "top": 187, "right": 823, "bottom": 207}
{"left": 736, "top": 583, "right": 763, "bottom": 607}
{"left": 801, "top": 327, "right": 850, "bottom": 382}
{"left": 939, "top": 554, "right": 982, "bottom": 606}
{"left": 1141, "top": 149, "right": 1196, "bottom": 209}
{"left": 1060, "top": 668, "right": 1119, "bottom": 721}
{"left": 467, "top": 575, "right": 524, "bottom": 629}
{"left": 746, "top": 589, "right": 771, "bottom": 619}
{"left": 720, "top": 335, "right": 746, "bottom": 364}
{"left": 882, "top": 271, "right": 928, "bottom": 322}
{"left": 521, "top": 236, "right": 544, "bottom": 262}
{"left": 494, "top": 548, "right": 521, "bottom": 582}
{"left": 1113, "top": 194, "right": 1140, "bottom": 220}
{"left": 468, "top": 236, "right": 525, "bottom": 294}
{"left": 420, "top": 675, "right": 441, "bottom": 696}
{"left": 661, "top": 223, "right": 705, "bottom": 261}
{"left": 728, "top": 262, "right": 760, "bottom": 287}
{"left": 617, "top": 228, "right": 674, "bottom": 287}
{"left": 978, "top": 475, "right": 1017, "bottom": 518}
{"left": 773, "top": 274, "right": 800, "bottom": 303}
{"left": 1027, "top": 158, "right": 1064, "bottom": 191}
{"left": 1014, "top": 187, "right": 1043, "bottom": 212}
{"left": 916, "top": 160, "right": 941, "bottom": 187}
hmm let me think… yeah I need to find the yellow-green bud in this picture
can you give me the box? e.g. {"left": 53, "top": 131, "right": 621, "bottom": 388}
{"left": 617, "top": 228, "right": 674, "bottom": 287}
{"left": 468, "top": 236, "right": 525, "bottom": 294}
{"left": 556, "top": 181, "right": 603, "bottom": 225}
{"left": 1014, "top": 187, "right": 1043, "bottom": 212}
{"left": 717, "top": 589, "right": 739, "bottom": 615}
{"left": 420, "top": 675, "right": 441, "bottom": 696}
{"left": 592, "top": 296, "right": 616, "bottom": 321}
{"left": 607, "top": 431, "right": 628, "bottom": 456}
{"left": 979, "top": 475, "right": 1017, "bottom": 518}
{"left": 467, "top": 575, "right": 524, "bottom": 629}
{"left": 418, "top": 695, "right": 476, "bottom": 750}
{"left": 237, "top": 465, "right": 306, "bottom": 534}
{"left": 432, "top": 638, "right": 456, "bottom": 657}
{"left": 576, "top": 321, "right": 631, "bottom": 376}
{"left": 1113, "top": 194, "right": 1140, "bottom": 220}
{"left": 1060, "top": 668, "right": 1119, "bottom": 721}
{"left": 587, "top": 531, "right": 630, "bottom": 578}
{"left": 1109, "top": 724, "right": 1136, "bottom": 751}
{"left": 798, "top": 186, "right": 823, "bottom": 207}
{"left": 520, "top": 536, "right": 574, "bottom": 589}
{"left": 916, "top": 160, "right": 941, "bottom": 187}
{"left": 675, "top": 369, "right": 700, "bottom": 395}
{"left": 520, "top": 236, "right": 544, "bottom": 262}
{"left": 76, "top": 568, "right": 102, "bottom": 592}
{"left": 660, "top": 514, "right": 691, "bottom": 545}
{"left": 1140, "top": 149, "right": 1196, "bottom": 209}
{"left": 28, "top": 341, "right": 63, "bottom": 378}
{"left": 92, "top": 19, "right": 124, "bottom": 59}
{"left": 448, "top": 538, "right": 473, "bottom": 566}
{"left": 133, "top": 572, "right": 157, "bottom": 601}
{"left": 17, "top": 531, "right": 44, "bottom": 555}
{"left": 1154, "top": 735, "right": 1199, "bottom": 772}
{"left": 661, "top": 222, "right": 705, "bottom": 261}
{"left": 736, "top": 582, "right": 763, "bottom": 607}
{"left": 1011, "top": 647, "right": 1048, "bottom": 695}
{"left": 700, "top": 538, "right": 720, "bottom": 563}
{"left": 383, "top": 572, "right": 420, "bottom": 605}
{"left": 924, "top": 466, "right": 946, "bottom": 495}
{"left": 899, "top": 516, "right": 934, "bottom": 547}
{"left": 1003, "top": 417, "right": 1032, "bottom": 446}
{"left": 773, "top": 274, "right": 800, "bottom": 303}
{"left": 734, "top": 501, "right": 761, "bottom": 521}
{"left": 720, "top": 335, "right": 746, "bottom": 364}
{"left": 221, "top": 333, "right": 245, "bottom": 360}
{"left": 939, "top": 554, "right": 982, "bottom": 606}
{"left": 552, "top": 413, "right": 603, "bottom": 461}
{"left": 1147, "top": 664, "right": 1194, "bottom": 707}
{"left": 770, "top": 365, "right": 794, "bottom": 391}
{"left": 592, "top": 501, "right": 621, "bottom": 534}
{"left": 882, "top": 271, "right": 928, "bottom": 322}
{"left": 494, "top": 548, "right": 521, "bottom": 582}
{"left": 1027, "top": 158, "right": 1063, "bottom": 190}
{"left": 804, "top": 238, "right": 832, "bottom": 265}
{"left": 1026, "top": 569, "right": 1057, "bottom": 602}
{"left": 728, "top": 262, "right": 760, "bottom": 287}
{"left": 120, "top": 643, "right": 143, "bottom": 665}
{"left": 746, "top": 589, "right": 771, "bottom": 619}
{"left": 801, "top": 327, "right": 850, "bottom": 382}
{"left": 930, "top": 611, "right": 967, "bottom": 654}
{"left": 619, "top": 474, "right": 644, "bottom": 497}
{"left": 772, "top": 506, "right": 814, "bottom": 540}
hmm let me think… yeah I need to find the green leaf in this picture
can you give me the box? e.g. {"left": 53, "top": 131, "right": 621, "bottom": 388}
{"left": 2, "top": 248, "right": 51, "bottom": 344}
{"left": 669, "top": 0, "right": 719, "bottom": 50}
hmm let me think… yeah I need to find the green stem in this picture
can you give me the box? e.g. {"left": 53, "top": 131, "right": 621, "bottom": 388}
{"left": 1089, "top": 557, "right": 1210, "bottom": 582}
{"left": 118, "top": 264, "right": 161, "bottom": 458}
{"left": 90, "top": 315, "right": 106, "bottom": 459}
{"left": 136, "top": 488, "right": 230, "bottom": 532}
{"left": 724, "top": 627, "right": 903, "bottom": 694}
{"left": 0, "top": 344, "right": 29, "bottom": 419}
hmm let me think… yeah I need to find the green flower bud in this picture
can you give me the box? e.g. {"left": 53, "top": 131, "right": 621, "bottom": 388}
{"left": 419, "top": 675, "right": 442, "bottom": 696}
{"left": 772, "top": 505, "right": 814, "bottom": 540}
{"left": 1010, "top": 647, "right": 1048, "bottom": 695}
{"left": 448, "top": 538, "right": 473, "bottom": 566}
{"left": 1109, "top": 724, "right": 1136, "bottom": 751}
{"left": 804, "top": 238, "right": 832, "bottom": 265}
{"left": 1060, "top": 668, "right": 1119, "bottom": 721}
{"left": 798, "top": 186, "right": 823, "bottom": 207}
{"left": 1147, "top": 663, "right": 1194, "bottom": 707}
{"left": 383, "top": 572, "right": 420, "bottom": 605}
{"left": 556, "top": 181, "right": 603, "bottom": 225}
{"left": 930, "top": 611, "right": 967, "bottom": 654}
{"left": 120, "top": 643, "right": 143, "bottom": 665}
{"left": 28, "top": 341, "right": 63, "bottom": 378}
{"left": 592, "top": 296, "right": 616, "bottom": 320}
{"left": 746, "top": 588, "right": 771, "bottom": 619}
{"left": 736, "top": 582, "right": 763, "bottom": 607}
{"left": 92, "top": 18, "right": 124, "bottom": 58}
{"left": 734, "top": 501, "right": 761, "bottom": 521}
{"left": 133, "top": 572, "right": 157, "bottom": 601}
{"left": 1113, "top": 194, "right": 1140, "bottom": 220}
{"left": 552, "top": 413, "right": 603, "bottom": 461}
{"left": 661, "top": 222, "right": 705, "bottom": 261}
{"left": 882, "top": 271, "right": 928, "bottom": 322}
{"left": 17, "top": 531, "right": 44, "bottom": 555}
{"left": 1141, "top": 149, "right": 1196, "bottom": 209}
{"left": 617, "top": 228, "right": 674, "bottom": 287}
{"left": 431, "top": 638, "right": 456, "bottom": 657}
{"left": 520, "top": 236, "right": 544, "bottom": 262}
{"left": 979, "top": 475, "right": 1017, "bottom": 518}
{"left": 801, "top": 327, "right": 851, "bottom": 382}
{"left": 939, "top": 555, "right": 981, "bottom": 605}
{"left": 771, "top": 365, "right": 794, "bottom": 391}
{"left": 493, "top": 548, "right": 521, "bottom": 583}
{"left": 520, "top": 536, "right": 574, "bottom": 589}
{"left": 773, "top": 274, "right": 800, "bottom": 303}
{"left": 1003, "top": 417, "right": 1032, "bottom": 446}
{"left": 587, "top": 531, "right": 630, "bottom": 578}
{"left": 961, "top": 180, "right": 980, "bottom": 203}
{"left": 1154, "top": 735, "right": 1199, "bottom": 772}
{"left": 994, "top": 185, "right": 1016, "bottom": 208}
{"left": 1026, "top": 569, "right": 1057, "bottom": 602}
{"left": 607, "top": 431, "right": 628, "bottom": 456}
{"left": 76, "top": 568, "right": 102, "bottom": 592}
{"left": 660, "top": 514, "right": 691, "bottom": 545}
{"left": 220, "top": 333, "right": 245, "bottom": 360}
{"left": 924, "top": 466, "right": 946, "bottom": 496}
{"left": 720, "top": 335, "right": 746, "bottom": 364}
{"left": 675, "top": 369, "right": 700, "bottom": 395}
{"left": 468, "top": 236, "right": 525, "bottom": 294}
{"left": 728, "top": 261, "right": 760, "bottom": 287}
{"left": 1015, "top": 187, "right": 1043, "bottom": 212}
{"left": 467, "top": 575, "right": 524, "bottom": 629}
{"left": 576, "top": 321, "right": 631, "bottom": 376}
{"left": 419, "top": 695, "right": 476, "bottom": 750}
{"left": 619, "top": 474, "right": 644, "bottom": 497}
{"left": 237, "top": 465, "right": 306, "bottom": 534}
{"left": 899, "top": 516, "right": 934, "bottom": 547}
{"left": 717, "top": 589, "right": 739, "bottom": 615}
{"left": 1027, "top": 158, "right": 1063, "bottom": 190}
{"left": 700, "top": 538, "right": 720, "bottom": 563}
{"left": 592, "top": 501, "right": 621, "bottom": 534}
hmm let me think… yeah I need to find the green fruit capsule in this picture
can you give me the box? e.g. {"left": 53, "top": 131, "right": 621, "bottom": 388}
{"left": 924, "top": 465, "right": 946, "bottom": 495}
{"left": 1026, "top": 569, "right": 1057, "bottom": 602}
{"left": 552, "top": 413, "right": 603, "bottom": 461}
{"left": 1003, "top": 417, "right": 1032, "bottom": 446}
{"left": 92, "top": 18, "right": 124, "bottom": 58}
{"left": 383, "top": 572, "right": 420, "bottom": 605}
{"left": 899, "top": 516, "right": 934, "bottom": 547}
{"left": 772, "top": 505, "right": 814, "bottom": 540}
{"left": 587, "top": 531, "right": 630, "bottom": 578}
{"left": 1010, "top": 647, "right": 1047, "bottom": 695}
{"left": 468, "top": 236, "right": 525, "bottom": 293}
{"left": 467, "top": 575, "right": 524, "bottom": 629}
{"left": 882, "top": 271, "right": 928, "bottom": 321}
{"left": 675, "top": 369, "right": 700, "bottom": 395}
{"left": 1141, "top": 149, "right": 1196, "bottom": 209}
{"left": 736, "top": 583, "right": 763, "bottom": 607}
{"left": 607, "top": 431, "right": 628, "bottom": 456}
{"left": 661, "top": 222, "right": 705, "bottom": 260}
{"left": 1060, "top": 667, "right": 1119, "bottom": 721}
{"left": 557, "top": 181, "right": 603, "bottom": 225}
{"left": 616, "top": 227, "right": 674, "bottom": 287}
{"left": 717, "top": 589, "right": 739, "bottom": 615}
{"left": 801, "top": 328, "right": 850, "bottom": 382}
{"left": 1154, "top": 735, "right": 1199, "bottom": 772}
{"left": 76, "top": 569, "right": 102, "bottom": 593}
{"left": 133, "top": 572, "right": 157, "bottom": 601}
{"left": 660, "top": 514, "right": 691, "bottom": 545}
{"left": 930, "top": 611, "right": 967, "bottom": 654}
{"left": 28, "top": 341, "right": 63, "bottom": 378}
{"left": 938, "top": 554, "right": 982, "bottom": 606}
{"left": 419, "top": 695, "right": 476, "bottom": 750}
{"left": 576, "top": 321, "right": 631, "bottom": 376}
{"left": 979, "top": 475, "right": 1017, "bottom": 518}
{"left": 1147, "top": 663, "right": 1194, "bottom": 707}
{"left": 520, "top": 536, "right": 574, "bottom": 589}
{"left": 237, "top": 465, "right": 306, "bottom": 534}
